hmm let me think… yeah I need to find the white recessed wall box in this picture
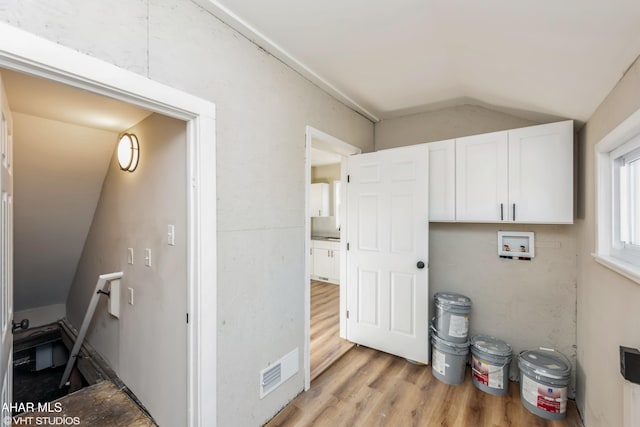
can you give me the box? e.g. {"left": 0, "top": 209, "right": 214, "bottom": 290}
{"left": 498, "top": 231, "right": 535, "bottom": 259}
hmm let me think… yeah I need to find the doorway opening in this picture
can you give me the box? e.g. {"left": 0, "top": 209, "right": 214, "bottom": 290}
{"left": 0, "top": 24, "right": 216, "bottom": 427}
{"left": 304, "top": 126, "right": 360, "bottom": 389}
{"left": 3, "top": 66, "right": 187, "bottom": 425}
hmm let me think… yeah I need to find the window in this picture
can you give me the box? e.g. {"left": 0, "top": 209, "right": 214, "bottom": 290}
{"left": 595, "top": 109, "right": 640, "bottom": 283}
{"left": 611, "top": 141, "right": 640, "bottom": 264}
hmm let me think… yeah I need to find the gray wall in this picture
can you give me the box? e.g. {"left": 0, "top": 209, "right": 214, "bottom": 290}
{"left": 576, "top": 57, "right": 640, "bottom": 426}
{"left": 376, "top": 105, "right": 578, "bottom": 393}
{"left": 375, "top": 104, "right": 537, "bottom": 149}
{"left": 0, "top": 2, "right": 374, "bottom": 425}
{"left": 67, "top": 113, "right": 187, "bottom": 427}
{"left": 13, "top": 113, "right": 115, "bottom": 312}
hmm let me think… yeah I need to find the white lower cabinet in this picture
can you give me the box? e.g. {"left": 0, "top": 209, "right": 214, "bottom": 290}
{"left": 311, "top": 240, "right": 340, "bottom": 284}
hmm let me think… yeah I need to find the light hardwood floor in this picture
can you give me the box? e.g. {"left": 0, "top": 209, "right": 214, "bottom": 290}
{"left": 310, "top": 280, "right": 355, "bottom": 381}
{"left": 267, "top": 345, "right": 582, "bottom": 427}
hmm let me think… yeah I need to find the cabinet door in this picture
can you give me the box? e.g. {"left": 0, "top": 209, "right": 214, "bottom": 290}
{"left": 428, "top": 139, "right": 455, "bottom": 221}
{"left": 331, "top": 248, "right": 340, "bottom": 282}
{"left": 508, "top": 120, "right": 573, "bottom": 223}
{"left": 456, "top": 131, "right": 508, "bottom": 222}
{"left": 310, "top": 183, "right": 329, "bottom": 217}
{"left": 313, "top": 246, "right": 333, "bottom": 280}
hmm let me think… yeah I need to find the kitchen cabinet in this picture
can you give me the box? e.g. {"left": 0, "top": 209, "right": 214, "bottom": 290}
{"left": 331, "top": 247, "right": 341, "bottom": 281}
{"left": 507, "top": 120, "right": 573, "bottom": 223}
{"left": 454, "top": 120, "right": 573, "bottom": 223}
{"left": 428, "top": 139, "right": 456, "bottom": 221}
{"left": 455, "top": 130, "right": 509, "bottom": 222}
{"left": 310, "top": 183, "right": 329, "bottom": 217}
{"left": 311, "top": 240, "right": 340, "bottom": 284}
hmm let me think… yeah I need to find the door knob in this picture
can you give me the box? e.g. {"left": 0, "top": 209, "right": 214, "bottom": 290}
{"left": 417, "top": 261, "right": 425, "bottom": 269}
{"left": 12, "top": 319, "right": 29, "bottom": 333}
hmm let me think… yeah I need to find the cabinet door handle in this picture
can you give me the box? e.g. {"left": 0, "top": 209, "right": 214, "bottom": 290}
{"left": 513, "top": 204, "right": 516, "bottom": 221}
{"left": 500, "top": 203, "right": 504, "bottom": 221}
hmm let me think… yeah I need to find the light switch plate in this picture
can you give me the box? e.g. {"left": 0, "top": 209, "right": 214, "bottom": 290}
{"left": 144, "top": 248, "right": 152, "bottom": 267}
{"left": 168, "top": 224, "right": 175, "bottom": 246}
{"left": 128, "top": 287, "right": 134, "bottom": 305}
{"left": 127, "top": 248, "right": 134, "bottom": 264}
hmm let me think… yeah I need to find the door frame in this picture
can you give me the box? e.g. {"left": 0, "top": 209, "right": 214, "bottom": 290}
{"left": 304, "top": 125, "right": 360, "bottom": 390}
{"left": 0, "top": 23, "right": 216, "bottom": 427}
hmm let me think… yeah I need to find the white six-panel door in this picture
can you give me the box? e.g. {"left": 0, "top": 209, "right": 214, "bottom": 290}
{"left": 0, "top": 72, "right": 13, "bottom": 427}
{"left": 346, "top": 144, "right": 429, "bottom": 363}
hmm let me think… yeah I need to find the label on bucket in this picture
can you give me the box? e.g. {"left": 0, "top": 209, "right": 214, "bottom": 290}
{"left": 448, "top": 314, "right": 469, "bottom": 338}
{"left": 521, "top": 375, "right": 567, "bottom": 414}
{"left": 472, "top": 356, "right": 504, "bottom": 389}
{"left": 433, "top": 348, "right": 446, "bottom": 376}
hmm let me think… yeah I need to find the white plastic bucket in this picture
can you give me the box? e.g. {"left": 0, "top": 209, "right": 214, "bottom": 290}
{"left": 431, "top": 333, "right": 469, "bottom": 385}
{"left": 518, "top": 348, "right": 571, "bottom": 421}
{"left": 433, "top": 292, "right": 472, "bottom": 343}
{"left": 470, "top": 335, "right": 512, "bottom": 396}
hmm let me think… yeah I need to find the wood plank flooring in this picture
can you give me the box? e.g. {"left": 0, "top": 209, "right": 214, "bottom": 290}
{"left": 310, "top": 280, "right": 354, "bottom": 381}
{"left": 266, "top": 345, "right": 583, "bottom": 427}
{"left": 12, "top": 381, "right": 156, "bottom": 427}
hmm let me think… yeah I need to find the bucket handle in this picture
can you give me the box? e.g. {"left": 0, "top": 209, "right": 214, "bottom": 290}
{"left": 519, "top": 347, "right": 572, "bottom": 372}
{"left": 533, "top": 347, "right": 572, "bottom": 367}
{"left": 430, "top": 308, "right": 469, "bottom": 326}
{"left": 472, "top": 357, "right": 511, "bottom": 376}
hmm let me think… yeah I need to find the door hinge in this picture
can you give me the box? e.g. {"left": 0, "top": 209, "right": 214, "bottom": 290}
{"left": 347, "top": 243, "right": 350, "bottom": 251}
{"left": 346, "top": 310, "right": 350, "bottom": 319}
{"left": 186, "top": 313, "right": 189, "bottom": 324}
{"left": 347, "top": 175, "right": 350, "bottom": 183}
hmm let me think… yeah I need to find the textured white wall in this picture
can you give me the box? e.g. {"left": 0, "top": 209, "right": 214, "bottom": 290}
{"left": 12, "top": 113, "right": 115, "bottom": 311}
{"left": 66, "top": 113, "right": 187, "bottom": 427}
{"left": 576, "top": 57, "right": 640, "bottom": 427}
{"left": 375, "top": 105, "right": 579, "bottom": 395}
{"left": 0, "top": 1, "right": 374, "bottom": 425}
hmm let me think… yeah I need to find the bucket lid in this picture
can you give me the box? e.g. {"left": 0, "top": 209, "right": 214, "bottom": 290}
{"left": 518, "top": 348, "right": 571, "bottom": 379}
{"left": 434, "top": 291, "right": 472, "bottom": 307}
{"left": 470, "top": 335, "right": 512, "bottom": 357}
{"left": 431, "top": 332, "right": 469, "bottom": 349}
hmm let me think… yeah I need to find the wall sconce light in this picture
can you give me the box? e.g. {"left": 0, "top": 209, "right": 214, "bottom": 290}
{"left": 117, "top": 133, "right": 139, "bottom": 172}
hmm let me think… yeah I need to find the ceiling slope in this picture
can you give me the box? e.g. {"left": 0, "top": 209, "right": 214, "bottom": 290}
{"left": 195, "top": 0, "right": 640, "bottom": 123}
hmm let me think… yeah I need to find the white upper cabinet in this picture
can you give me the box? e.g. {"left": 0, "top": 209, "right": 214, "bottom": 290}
{"left": 453, "top": 120, "right": 573, "bottom": 224}
{"left": 508, "top": 120, "right": 573, "bottom": 223}
{"left": 428, "top": 139, "right": 456, "bottom": 221}
{"left": 455, "top": 130, "right": 509, "bottom": 222}
{"left": 310, "top": 182, "right": 329, "bottom": 217}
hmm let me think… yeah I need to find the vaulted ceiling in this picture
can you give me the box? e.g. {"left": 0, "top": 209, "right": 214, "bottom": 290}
{"left": 196, "top": 0, "right": 640, "bottom": 123}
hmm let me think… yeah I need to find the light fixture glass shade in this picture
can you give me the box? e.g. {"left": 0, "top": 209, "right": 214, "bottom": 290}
{"left": 117, "top": 133, "right": 139, "bottom": 172}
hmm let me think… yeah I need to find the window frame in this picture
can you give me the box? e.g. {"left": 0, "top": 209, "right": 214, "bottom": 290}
{"left": 595, "top": 108, "right": 640, "bottom": 284}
